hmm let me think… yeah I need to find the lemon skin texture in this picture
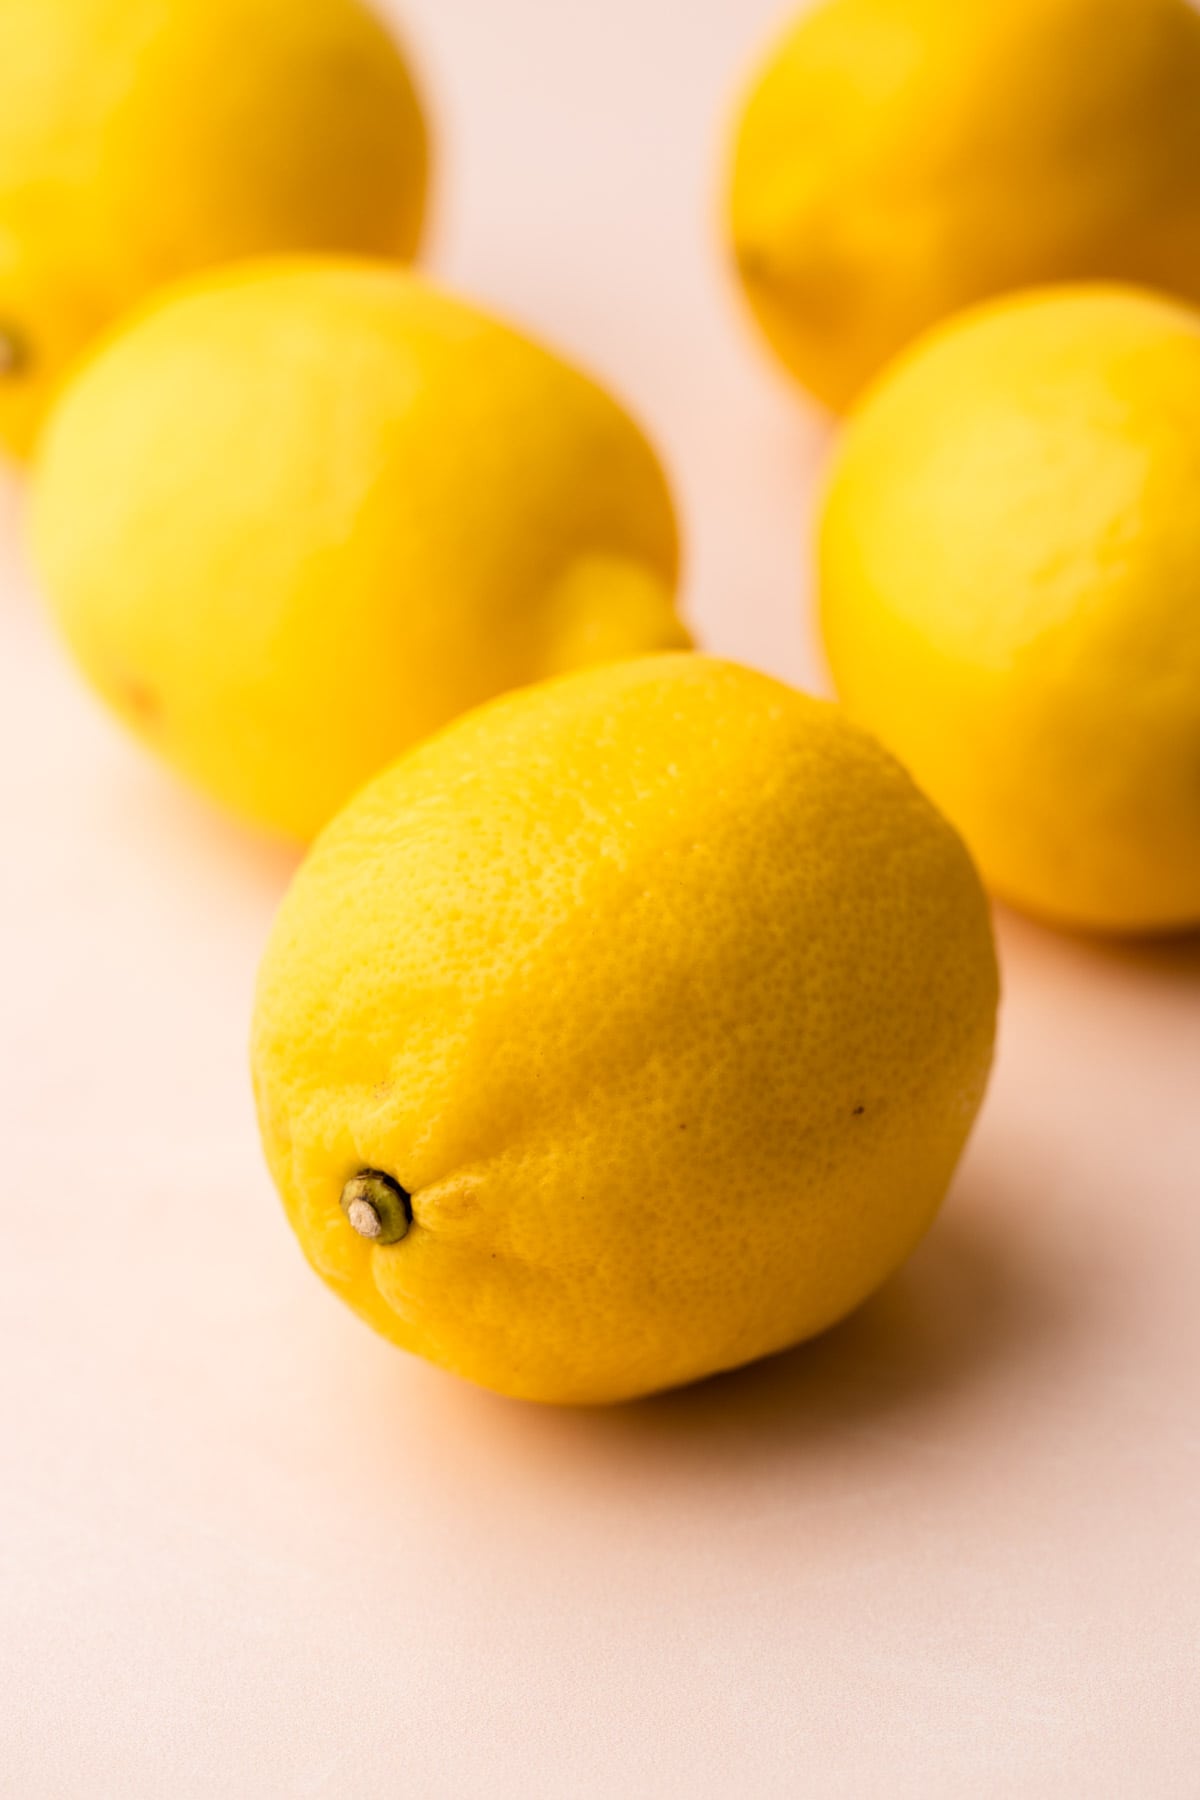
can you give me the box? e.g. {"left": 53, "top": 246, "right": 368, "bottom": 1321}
{"left": 820, "top": 286, "right": 1200, "bottom": 934}
{"left": 0, "top": 0, "right": 428, "bottom": 458}
{"left": 30, "top": 261, "right": 685, "bottom": 841}
{"left": 251, "top": 656, "right": 998, "bottom": 1406}
{"left": 728, "top": 0, "right": 1200, "bottom": 410}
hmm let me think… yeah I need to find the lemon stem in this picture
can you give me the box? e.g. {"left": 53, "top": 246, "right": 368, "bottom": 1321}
{"left": 340, "top": 1169, "right": 412, "bottom": 1244}
{"left": 346, "top": 1196, "right": 382, "bottom": 1237}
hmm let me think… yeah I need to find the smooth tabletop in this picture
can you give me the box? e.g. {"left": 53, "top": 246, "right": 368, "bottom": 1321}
{"left": 3, "top": 2, "right": 1199, "bottom": 1793}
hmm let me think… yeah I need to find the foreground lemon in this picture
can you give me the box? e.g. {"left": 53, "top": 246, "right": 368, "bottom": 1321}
{"left": 0, "top": 0, "right": 427, "bottom": 457}
{"left": 31, "top": 261, "right": 685, "bottom": 840}
{"left": 251, "top": 656, "right": 998, "bottom": 1405}
{"left": 728, "top": 0, "right": 1200, "bottom": 409}
{"left": 820, "top": 285, "right": 1200, "bottom": 934}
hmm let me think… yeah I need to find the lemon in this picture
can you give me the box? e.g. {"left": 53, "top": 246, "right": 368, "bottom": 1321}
{"left": 728, "top": 0, "right": 1200, "bottom": 409}
{"left": 30, "top": 260, "right": 685, "bottom": 841}
{"left": 820, "top": 285, "right": 1200, "bottom": 934}
{"left": 0, "top": 0, "right": 427, "bottom": 458}
{"left": 251, "top": 655, "right": 998, "bottom": 1405}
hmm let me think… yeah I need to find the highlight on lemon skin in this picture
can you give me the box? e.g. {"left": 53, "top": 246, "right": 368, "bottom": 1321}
{"left": 819, "top": 283, "right": 1200, "bottom": 935}
{"left": 251, "top": 654, "right": 998, "bottom": 1407}
{"left": 727, "top": 0, "right": 1200, "bottom": 410}
{"left": 0, "top": 0, "right": 429, "bottom": 459}
{"left": 29, "top": 260, "right": 687, "bottom": 842}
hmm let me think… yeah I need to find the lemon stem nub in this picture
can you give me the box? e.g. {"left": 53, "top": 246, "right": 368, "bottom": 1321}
{"left": 340, "top": 1169, "right": 412, "bottom": 1244}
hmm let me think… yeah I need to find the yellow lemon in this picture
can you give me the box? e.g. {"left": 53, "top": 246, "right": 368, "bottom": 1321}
{"left": 251, "top": 655, "right": 998, "bottom": 1405}
{"left": 0, "top": 0, "right": 427, "bottom": 457}
{"left": 819, "top": 285, "right": 1200, "bottom": 934}
{"left": 30, "top": 261, "right": 685, "bottom": 841}
{"left": 728, "top": 0, "right": 1200, "bottom": 409}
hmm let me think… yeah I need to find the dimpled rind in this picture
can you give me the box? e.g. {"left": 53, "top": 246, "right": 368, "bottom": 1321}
{"left": 30, "top": 262, "right": 685, "bottom": 840}
{"left": 820, "top": 285, "right": 1200, "bottom": 932}
{"left": 251, "top": 655, "right": 998, "bottom": 1405}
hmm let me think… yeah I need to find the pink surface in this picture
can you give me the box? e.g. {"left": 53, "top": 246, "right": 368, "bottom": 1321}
{"left": 3, "top": 2, "right": 1199, "bottom": 1793}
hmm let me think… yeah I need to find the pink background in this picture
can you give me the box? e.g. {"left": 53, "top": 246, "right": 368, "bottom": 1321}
{"left": 3, "top": 1, "right": 1199, "bottom": 1792}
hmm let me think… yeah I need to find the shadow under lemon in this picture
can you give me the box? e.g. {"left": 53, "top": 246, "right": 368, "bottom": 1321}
{"left": 607, "top": 1186, "right": 1058, "bottom": 1452}
{"left": 335, "top": 1165, "right": 1070, "bottom": 1497}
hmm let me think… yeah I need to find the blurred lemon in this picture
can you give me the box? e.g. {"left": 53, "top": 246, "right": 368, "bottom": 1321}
{"left": 30, "top": 261, "right": 685, "bottom": 839}
{"left": 0, "top": 0, "right": 427, "bottom": 457}
{"left": 729, "top": 0, "right": 1200, "bottom": 408}
{"left": 251, "top": 655, "right": 998, "bottom": 1405}
{"left": 820, "top": 285, "right": 1200, "bottom": 933}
